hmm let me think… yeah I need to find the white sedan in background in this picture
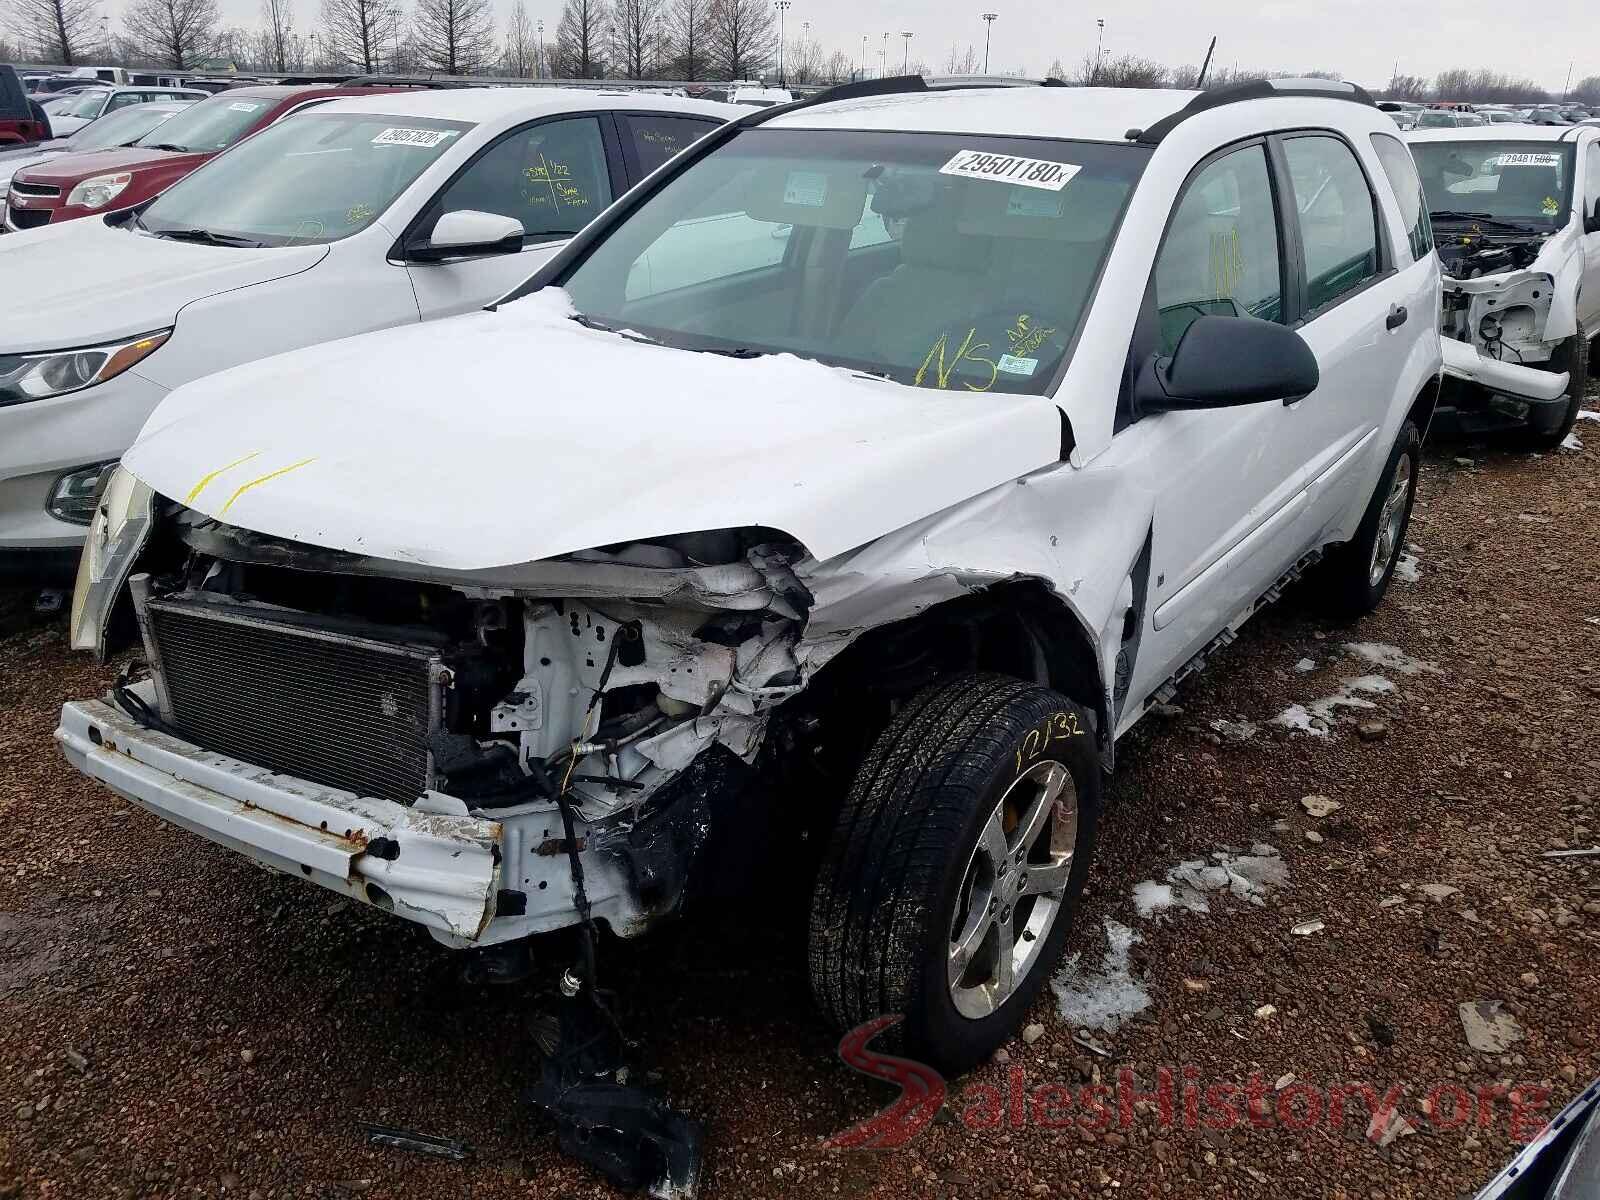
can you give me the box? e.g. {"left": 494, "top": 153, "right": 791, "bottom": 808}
{"left": 43, "top": 84, "right": 208, "bottom": 136}
{"left": 0, "top": 87, "right": 739, "bottom": 582}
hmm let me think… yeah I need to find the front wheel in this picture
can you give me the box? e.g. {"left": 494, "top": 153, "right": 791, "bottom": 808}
{"left": 1518, "top": 325, "right": 1590, "bottom": 451}
{"left": 808, "top": 673, "right": 1101, "bottom": 1075}
{"left": 1316, "top": 419, "right": 1421, "bottom": 617}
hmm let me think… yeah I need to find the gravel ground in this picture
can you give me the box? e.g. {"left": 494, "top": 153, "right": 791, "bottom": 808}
{"left": 2, "top": 401, "right": 1598, "bottom": 1200}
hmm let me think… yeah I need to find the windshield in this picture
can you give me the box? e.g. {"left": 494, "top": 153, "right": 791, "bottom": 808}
{"left": 1416, "top": 111, "right": 1457, "bottom": 128}
{"left": 1412, "top": 141, "right": 1575, "bottom": 228}
{"left": 141, "top": 110, "right": 470, "bottom": 246}
{"left": 558, "top": 128, "right": 1146, "bottom": 396}
{"left": 60, "top": 90, "right": 109, "bottom": 118}
{"left": 69, "top": 102, "right": 184, "bottom": 150}
{"left": 135, "top": 93, "right": 274, "bottom": 153}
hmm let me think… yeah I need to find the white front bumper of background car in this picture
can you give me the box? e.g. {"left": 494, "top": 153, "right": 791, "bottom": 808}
{"left": 1440, "top": 337, "right": 1570, "bottom": 402}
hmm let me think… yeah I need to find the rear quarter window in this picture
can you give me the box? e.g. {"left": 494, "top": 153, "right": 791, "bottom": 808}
{"left": 1370, "top": 133, "right": 1433, "bottom": 263}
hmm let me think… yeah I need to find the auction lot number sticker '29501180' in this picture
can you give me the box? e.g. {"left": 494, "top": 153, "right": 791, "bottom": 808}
{"left": 939, "top": 150, "right": 1083, "bottom": 192}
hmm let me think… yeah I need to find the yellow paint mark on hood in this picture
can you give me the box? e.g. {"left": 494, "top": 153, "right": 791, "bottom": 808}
{"left": 185, "top": 451, "right": 262, "bottom": 504}
{"left": 218, "top": 458, "right": 317, "bottom": 518}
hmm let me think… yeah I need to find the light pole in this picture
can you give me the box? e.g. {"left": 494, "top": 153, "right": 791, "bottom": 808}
{"left": 901, "top": 30, "right": 912, "bottom": 74}
{"left": 861, "top": 33, "right": 867, "bottom": 81}
{"left": 981, "top": 12, "right": 996, "bottom": 74}
{"left": 775, "top": 1, "right": 791, "bottom": 87}
{"left": 1092, "top": 18, "right": 1104, "bottom": 84}
{"left": 537, "top": 18, "right": 545, "bottom": 78}
{"left": 880, "top": 31, "right": 888, "bottom": 78}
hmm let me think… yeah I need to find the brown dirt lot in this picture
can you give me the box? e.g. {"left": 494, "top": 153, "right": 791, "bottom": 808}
{"left": 1, "top": 403, "right": 1597, "bottom": 1200}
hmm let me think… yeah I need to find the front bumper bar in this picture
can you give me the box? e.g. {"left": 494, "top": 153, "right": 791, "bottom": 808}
{"left": 56, "top": 694, "right": 504, "bottom": 941}
{"left": 1441, "top": 337, "right": 1570, "bottom": 402}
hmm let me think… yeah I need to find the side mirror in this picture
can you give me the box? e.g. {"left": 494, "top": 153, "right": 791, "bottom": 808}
{"left": 409, "top": 209, "right": 525, "bottom": 263}
{"left": 1586, "top": 198, "right": 1600, "bottom": 235}
{"left": 1135, "top": 315, "right": 1320, "bottom": 414}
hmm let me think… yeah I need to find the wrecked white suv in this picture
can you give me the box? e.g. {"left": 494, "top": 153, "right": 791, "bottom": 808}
{"left": 1407, "top": 124, "right": 1600, "bottom": 447}
{"left": 60, "top": 78, "right": 1442, "bottom": 1078}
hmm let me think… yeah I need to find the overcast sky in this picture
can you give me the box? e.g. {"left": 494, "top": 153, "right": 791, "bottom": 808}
{"left": 176, "top": 0, "right": 1594, "bottom": 91}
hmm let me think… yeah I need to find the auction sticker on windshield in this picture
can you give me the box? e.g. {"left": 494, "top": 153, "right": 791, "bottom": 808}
{"left": 1497, "top": 152, "right": 1562, "bottom": 168}
{"left": 228, "top": 101, "right": 263, "bottom": 112}
{"left": 940, "top": 150, "right": 1081, "bottom": 192}
{"left": 373, "top": 128, "right": 457, "bottom": 149}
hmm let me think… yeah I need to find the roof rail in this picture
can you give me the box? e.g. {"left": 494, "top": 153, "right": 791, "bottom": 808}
{"left": 792, "top": 74, "right": 929, "bottom": 107}
{"left": 270, "top": 74, "right": 356, "bottom": 85}
{"left": 340, "top": 74, "right": 467, "bottom": 89}
{"left": 1131, "top": 78, "right": 1378, "bottom": 145}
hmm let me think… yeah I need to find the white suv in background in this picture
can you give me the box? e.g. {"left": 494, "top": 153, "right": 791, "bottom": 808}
{"left": 0, "top": 87, "right": 737, "bottom": 582}
{"left": 62, "top": 77, "right": 1440, "bottom": 1130}
{"left": 1406, "top": 123, "right": 1600, "bottom": 446}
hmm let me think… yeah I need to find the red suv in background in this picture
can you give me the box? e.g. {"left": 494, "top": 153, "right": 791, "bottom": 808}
{"left": 3, "top": 80, "right": 411, "bottom": 231}
{"left": 0, "top": 66, "right": 49, "bottom": 148}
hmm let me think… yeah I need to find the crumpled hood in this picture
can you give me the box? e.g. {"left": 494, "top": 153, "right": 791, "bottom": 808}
{"left": 16, "top": 144, "right": 201, "bottom": 183}
{"left": 0, "top": 146, "right": 64, "bottom": 185}
{"left": 0, "top": 219, "right": 327, "bottom": 349}
{"left": 124, "top": 291, "right": 1066, "bottom": 569}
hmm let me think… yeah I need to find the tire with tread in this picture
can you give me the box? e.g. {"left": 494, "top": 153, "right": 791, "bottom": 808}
{"left": 1519, "top": 325, "right": 1589, "bottom": 451}
{"left": 808, "top": 672, "right": 1101, "bottom": 1075}
{"left": 1315, "top": 420, "right": 1421, "bottom": 618}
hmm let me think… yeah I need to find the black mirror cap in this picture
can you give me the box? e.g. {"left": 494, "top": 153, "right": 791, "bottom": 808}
{"left": 407, "top": 229, "right": 523, "bottom": 263}
{"left": 1138, "top": 315, "right": 1320, "bottom": 414}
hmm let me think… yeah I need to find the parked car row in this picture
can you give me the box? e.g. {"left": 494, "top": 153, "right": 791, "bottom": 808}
{"left": 0, "top": 69, "right": 1592, "bottom": 1196}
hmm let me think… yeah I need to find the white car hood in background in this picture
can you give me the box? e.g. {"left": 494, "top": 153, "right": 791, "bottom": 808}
{"left": 125, "top": 291, "right": 1066, "bottom": 569}
{"left": 0, "top": 220, "right": 328, "bottom": 349}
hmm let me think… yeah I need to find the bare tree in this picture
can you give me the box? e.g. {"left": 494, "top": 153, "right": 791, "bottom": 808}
{"left": 1168, "top": 62, "right": 1200, "bottom": 89}
{"left": 412, "top": 0, "right": 494, "bottom": 73}
{"left": 258, "top": 0, "right": 292, "bottom": 69}
{"left": 1044, "top": 56, "right": 1066, "bottom": 82}
{"left": 553, "top": 0, "right": 606, "bottom": 78}
{"left": 785, "top": 35, "right": 822, "bottom": 83}
{"left": 1572, "top": 76, "right": 1600, "bottom": 106}
{"left": 320, "top": 0, "right": 398, "bottom": 71}
{"left": 122, "top": 0, "right": 220, "bottom": 68}
{"left": 608, "top": 0, "right": 663, "bottom": 79}
{"left": 1433, "top": 67, "right": 1547, "bottom": 104}
{"left": 707, "top": 0, "right": 773, "bottom": 82}
{"left": 501, "top": 0, "right": 537, "bottom": 76}
{"left": 1381, "top": 73, "right": 1428, "bottom": 102}
{"left": 662, "top": 0, "right": 709, "bottom": 80}
{"left": 6, "top": 0, "right": 100, "bottom": 64}
{"left": 822, "top": 47, "right": 849, "bottom": 82}
{"left": 942, "top": 42, "right": 978, "bottom": 75}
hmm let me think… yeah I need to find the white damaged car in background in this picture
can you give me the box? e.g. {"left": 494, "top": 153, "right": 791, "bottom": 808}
{"left": 57, "top": 77, "right": 1441, "bottom": 1195}
{"left": 1407, "top": 124, "right": 1600, "bottom": 447}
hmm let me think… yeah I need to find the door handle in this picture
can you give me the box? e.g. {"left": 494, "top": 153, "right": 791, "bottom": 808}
{"left": 1385, "top": 304, "right": 1408, "bottom": 331}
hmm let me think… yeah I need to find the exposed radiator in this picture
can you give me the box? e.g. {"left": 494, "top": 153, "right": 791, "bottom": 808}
{"left": 141, "top": 596, "right": 447, "bottom": 805}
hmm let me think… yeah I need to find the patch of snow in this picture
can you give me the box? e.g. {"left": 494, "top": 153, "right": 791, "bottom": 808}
{"left": 1051, "top": 919, "right": 1150, "bottom": 1033}
{"left": 1394, "top": 553, "right": 1421, "bottom": 583}
{"left": 1134, "top": 848, "right": 1287, "bottom": 917}
{"left": 1293, "top": 657, "right": 1317, "bottom": 674}
{"left": 1560, "top": 432, "right": 1583, "bottom": 452}
{"left": 1577, "top": 410, "right": 1600, "bottom": 423}
{"left": 1343, "top": 642, "right": 1442, "bottom": 676}
{"left": 1271, "top": 675, "right": 1395, "bottom": 736}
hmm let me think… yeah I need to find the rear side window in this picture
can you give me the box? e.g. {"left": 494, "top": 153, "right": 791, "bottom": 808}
{"left": 1153, "top": 143, "right": 1284, "bottom": 354}
{"left": 1587, "top": 145, "right": 1600, "bottom": 221}
{"left": 621, "top": 114, "right": 718, "bottom": 176}
{"left": 1282, "top": 135, "right": 1381, "bottom": 313}
{"left": 1370, "top": 132, "right": 1433, "bottom": 263}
